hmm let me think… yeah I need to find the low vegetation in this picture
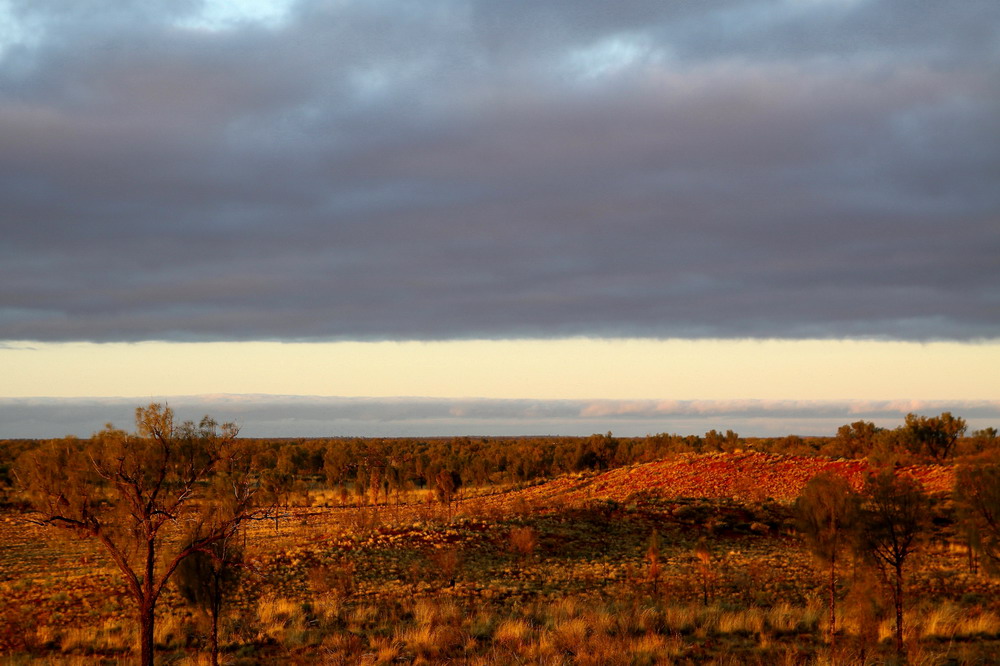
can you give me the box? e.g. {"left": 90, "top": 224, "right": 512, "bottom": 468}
{"left": 0, "top": 408, "right": 998, "bottom": 664}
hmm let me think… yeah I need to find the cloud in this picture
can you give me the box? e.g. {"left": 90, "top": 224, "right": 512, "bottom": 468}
{"left": 1, "top": 395, "right": 997, "bottom": 439}
{"left": 1, "top": 1, "right": 998, "bottom": 342}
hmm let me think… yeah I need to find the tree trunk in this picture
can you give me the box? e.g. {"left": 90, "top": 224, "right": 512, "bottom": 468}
{"left": 140, "top": 535, "right": 157, "bottom": 666}
{"left": 139, "top": 601, "right": 155, "bottom": 666}
{"left": 211, "top": 606, "right": 220, "bottom": 666}
{"left": 210, "top": 575, "right": 222, "bottom": 666}
{"left": 894, "top": 562, "right": 905, "bottom": 658}
{"left": 828, "top": 556, "right": 836, "bottom": 651}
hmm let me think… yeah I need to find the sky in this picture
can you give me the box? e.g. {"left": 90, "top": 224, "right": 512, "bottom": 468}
{"left": 1, "top": 0, "right": 998, "bottom": 438}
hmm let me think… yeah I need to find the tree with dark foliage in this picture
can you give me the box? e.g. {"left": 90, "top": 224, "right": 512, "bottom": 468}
{"left": 176, "top": 532, "right": 245, "bottom": 666}
{"left": 795, "top": 472, "right": 859, "bottom": 651}
{"left": 899, "top": 412, "right": 966, "bottom": 462}
{"left": 830, "top": 420, "right": 882, "bottom": 458}
{"left": 955, "top": 463, "right": 1000, "bottom": 575}
{"left": 855, "top": 469, "right": 928, "bottom": 659}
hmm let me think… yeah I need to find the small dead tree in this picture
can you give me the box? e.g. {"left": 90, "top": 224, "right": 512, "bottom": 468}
{"left": 646, "top": 529, "right": 662, "bottom": 595}
{"left": 428, "top": 546, "right": 462, "bottom": 589}
{"left": 694, "top": 537, "right": 714, "bottom": 605}
{"left": 15, "top": 404, "right": 268, "bottom": 666}
{"left": 509, "top": 525, "right": 539, "bottom": 562}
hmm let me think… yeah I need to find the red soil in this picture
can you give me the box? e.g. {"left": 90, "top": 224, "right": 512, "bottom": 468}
{"left": 513, "top": 452, "right": 954, "bottom": 505}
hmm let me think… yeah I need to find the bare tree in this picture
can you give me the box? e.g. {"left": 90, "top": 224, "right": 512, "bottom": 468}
{"left": 694, "top": 537, "right": 714, "bottom": 605}
{"left": 794, "top": 472, "right": 859, "bottom": 651}
{"left": 854, "top": 469, "right": 928, "bottom": 659}
{"left": 646, "top": 529, "right": 662, "bottom": 595}
{"left": 508, "top": 525, "right": 538, "bottom": 561}
{"left": 15, "top": 403, "right": 267, "bottom": 666}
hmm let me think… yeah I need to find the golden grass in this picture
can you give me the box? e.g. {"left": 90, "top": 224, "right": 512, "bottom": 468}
{"left": 493, "top": 618, "right": 533, "bottom": 647}
{"left": 766, "top": 601, "right": 819, "bottom": 634}
{"left": 32, "top": 625, "right": 58, "bottom": 650}
{"left": 551, "top": 616, "right": 590, "bottom": 650}
{"left": 56, "top": 619, "right": 135, "bottom": 655}
{"left": 347, "top": 601, "right": 381, "bottom": 629}
{"left": 396, "top": 624, "right": 462, "bottom": 660}
{"left": 630, "top": 632, "right": 686, "bottom": 660}
{"left": 411, "top": 596, "right": 461, "bottom": 629}
{"left": 662, "top": 603, "right": 700, "bottom": 633}
{"left": 917, "top": 602, "right": 1000, "bottom": 639}
{"left": 363, "top": 636, "right": 403, "bottom": 665}
{"left": 15, "top": 594, "right": 1000, "bottom": 665}
{"left": 719, "top": 606, "right": 765, "bottom": 635}
{"left": 546, "top": 595, "right": 583, "bottom": 621}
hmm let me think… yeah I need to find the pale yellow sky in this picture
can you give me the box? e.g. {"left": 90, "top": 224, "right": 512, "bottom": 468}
{"left": 2, "top": 338, "right": 997, "bottom": 401}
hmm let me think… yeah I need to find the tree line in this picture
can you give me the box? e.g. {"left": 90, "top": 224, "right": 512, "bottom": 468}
{"left": 2, "top": 411, "right": 997, "bottom": 507}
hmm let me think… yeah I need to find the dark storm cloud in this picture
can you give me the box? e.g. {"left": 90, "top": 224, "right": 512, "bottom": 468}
{"left": 2, "top": 396, "right": 998, "bottom": 439}
{"left": 2, "top": 0, "right": 998, "bottom": 342}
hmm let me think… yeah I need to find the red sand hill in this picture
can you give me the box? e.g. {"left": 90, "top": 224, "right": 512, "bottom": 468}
{"left": 509, "top": 452, "right": 954, "bottom": 505}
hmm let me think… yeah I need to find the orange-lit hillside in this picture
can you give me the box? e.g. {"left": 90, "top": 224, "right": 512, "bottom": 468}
{"left": 512, "top": 452, "right": 955, "bottom": 506}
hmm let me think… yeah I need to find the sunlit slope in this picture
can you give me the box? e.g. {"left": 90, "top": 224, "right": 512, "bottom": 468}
{"left": 504, "top": 452, "right": 955, "bottom": 506}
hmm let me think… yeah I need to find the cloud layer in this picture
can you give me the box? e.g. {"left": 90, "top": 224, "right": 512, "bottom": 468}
{"left": 2, "top": 1, "right": 998, "bottom": 342}
{"left": 2, "top": 395, "right": 998, "bottom": 439}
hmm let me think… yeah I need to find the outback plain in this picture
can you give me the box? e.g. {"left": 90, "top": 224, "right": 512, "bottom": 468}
{"left": 1, "top": 409, "right": 999, "bottom": 665}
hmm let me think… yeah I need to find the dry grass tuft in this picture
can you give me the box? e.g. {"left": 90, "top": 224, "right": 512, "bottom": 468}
{"left": 494, "top": 618, "right": 533, "bottom": 647}
{"left": 364, "top": 636, "right": 403, "bottom": 665}
{"left": 917, "top": 602, "right": 1000, "bottom": 639}
{"left": 719, "top": 606, "right": 765, "bottom": 635}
